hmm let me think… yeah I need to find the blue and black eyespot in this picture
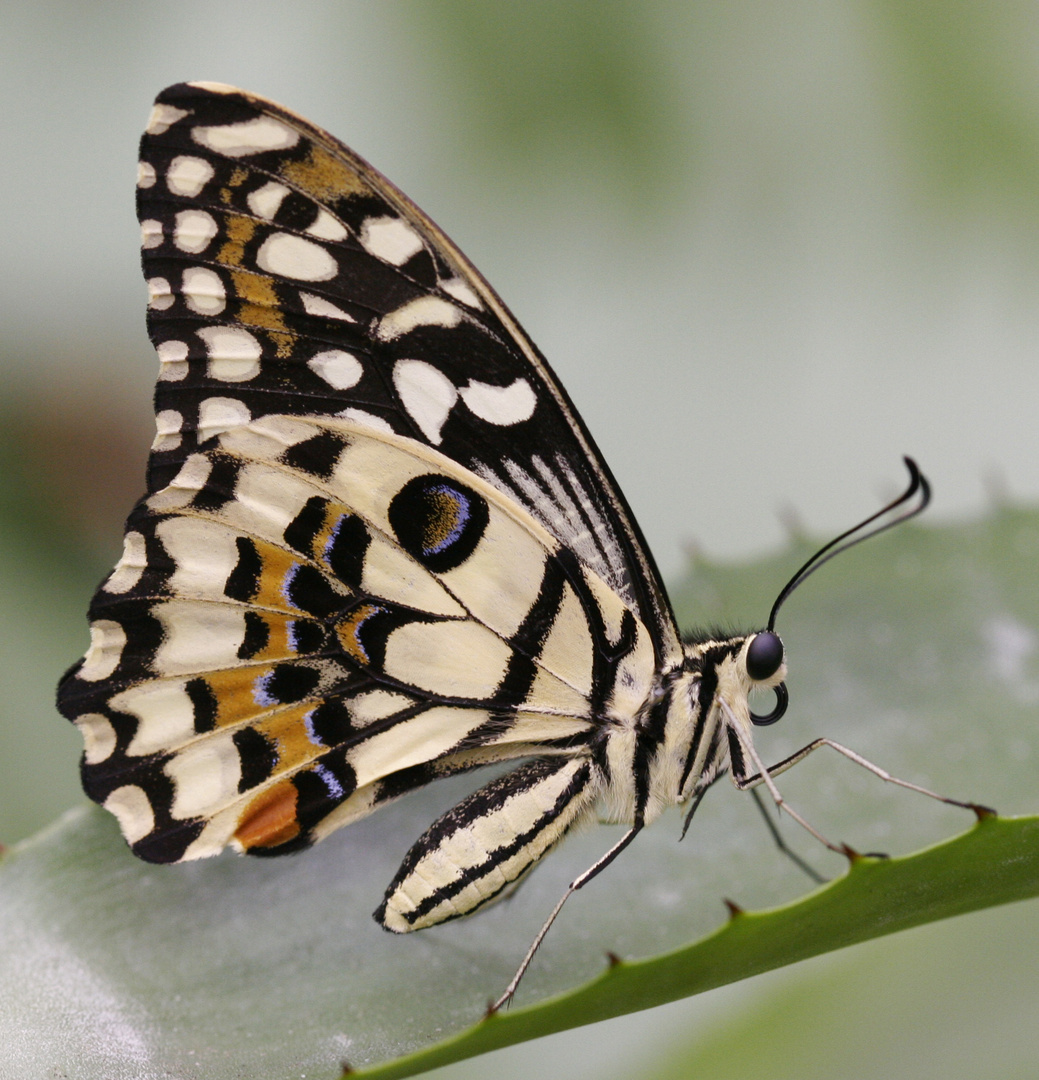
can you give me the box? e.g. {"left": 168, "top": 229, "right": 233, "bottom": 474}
{"left": 746, "top": 631, "right": 788, "bottom": 726}
{"left": 389, "top": 474, "right": 489, "bottom": 572}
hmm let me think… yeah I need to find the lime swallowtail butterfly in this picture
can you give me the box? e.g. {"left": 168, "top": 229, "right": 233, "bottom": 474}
{"left": 57, "top": 83, "right": 983, "bottom": 1009}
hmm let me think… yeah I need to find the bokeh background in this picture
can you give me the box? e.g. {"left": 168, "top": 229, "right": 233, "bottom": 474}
{"left": 2, "top": 3, "right": 1038, "bottom": 1077}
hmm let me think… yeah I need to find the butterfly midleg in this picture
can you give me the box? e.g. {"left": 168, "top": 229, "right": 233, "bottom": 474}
{"left": 748, "top": 786, "right": 827, "bottom": 884}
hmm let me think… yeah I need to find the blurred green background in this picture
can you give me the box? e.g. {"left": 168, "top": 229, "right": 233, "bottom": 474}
{"left": 2, "top": 2, "right": 1038, "bottom": 1077}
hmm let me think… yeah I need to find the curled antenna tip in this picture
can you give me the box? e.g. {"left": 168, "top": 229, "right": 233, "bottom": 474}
{"left": 767, "top": 457, "right": 931, "bottom": 631}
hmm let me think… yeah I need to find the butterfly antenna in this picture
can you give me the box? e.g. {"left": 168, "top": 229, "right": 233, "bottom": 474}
{"left": 767, "top": 457, "right": 930, "bottom": 631}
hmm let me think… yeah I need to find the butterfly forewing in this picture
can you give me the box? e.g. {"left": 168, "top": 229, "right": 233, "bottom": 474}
{"left": 136, "top": 81, "right": 679, "bottom": 654}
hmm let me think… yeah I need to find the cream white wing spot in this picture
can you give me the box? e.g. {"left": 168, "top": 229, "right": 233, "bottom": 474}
{"left": 311, "top": 785, "right": 380, "bottom": 843}
{"left": 173, "top": 209, "right": 218, "bottom": 254}
{"left": 523, "top": 667, "right": 592, "bottom": 717}
{"left": 113, "top": 681, "right": 199, "bottom": 757}
{"left": 104, "top": 785, "right": 155, "bottom": 845}
{"left": 197, "top": 325, "right": 261, "bottom": 382}
{"left": 171, "top": 454, "right": 212, "bottom": 492}
{"left": 153, "top": 600, "right": 247, "bottom": 675}
{"left": 137, "top": 160, "right": 157, "bottom": 189}
{"left": 306, "top": 209, "right": 349, "bottom": 242}
{"left": 246, "top": 181, "right": 290, "bottom": 220}
{"left": 307, "top": 350, "right": 363, "bottom": 390}
{"left": 156, "top": 339, "right": 189, "bottom": 381}
{"left": 347, "top": 706, "right": 493, "bottom": 790}
{"left": 359, "top": 532, "right": 466, "bottom": 618}
{"left": 438, "top": 508, "right": 547, "bottom": 639}
{"left": 147, "top": 454, "right": 213, "bottom": 513}
{"left": 147, "top": 277, "right": 174, "bottom": 311}
{"left": 146, "top": 103, "right": 188, "bottom": 136}
{"left": 392, "top": 359, "right": 457, "bottom": 444}
{"left": 440, "top": 277, "right": 483, "bottom": 309}
{"left": 535, "top": 581, "right": 594, "bottom": 698}
{"left": 345, "top": 690, "right": 418, "bottom": 727}
{"left": 459, "top": 377, "right": 537, "bottom": 426}
{"left": 79, "top": 620, "right": 126, "bottom": 682}
{"left": 256, "top": 233, "right": 337, "bottom": 282}
{"left": 166, "top": 735, "right": 243, "bottom": 819}
{"left": 152, "top": 409, "right": 184, "bottom": 452}
{"left": 378, "top": 296, "right": 463, "bottom": 342}
{"left": 140, "top": 219, "right": 163, "bottom": 249}
{"left": 166, "top": 155, "right": 215, "bottom": 197}
{"left": 154, "top": 517, "right": 241, "bottom": 599}
{"left": 182, "top": 266, "right": 226, "bottom": 316}
{"left": 74, "top": 713, "right": 118, "bottom": 765}
{"left": 360, "top": 216, "right": 424, "bottom": 266}
{"left": 182, "top": 815, "right": 238, "bottom": 861}
{"left": 197, "top": 396, "right": 252, "bottom": 442}
{"left": 579, "top": 568, "right": 628, "bottom": 648}
{"left": 381, "top": 621, "right": 511, "bottom": 699}
{"left": 336, "top": 408, "right": 394, "bottom": 434}
{"left": 104, "top": 530, "right": 147, "bottom": 594}
{"left": 300, "top": 292, "right": 356, "bottom": 322}
{"left": 191, "top": 116, "right": 300, "bottom": 157}
{"left": 220, "top": 461, "right": 326, "bottom": 539}
{"left": 221, "top": 413, "right": 319, "bottom": 455}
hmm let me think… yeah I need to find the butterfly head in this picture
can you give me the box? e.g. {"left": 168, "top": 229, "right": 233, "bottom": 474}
{"left": 743, "top": 630, "right": 789, "bottom": 725}
{"left": 693, "top": 457, "right": 932, "bottom": 736}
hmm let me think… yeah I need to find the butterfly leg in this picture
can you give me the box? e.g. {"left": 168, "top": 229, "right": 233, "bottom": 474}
{"left": 680, "top": 764, "right": 825, "bottom": 882}
{"left": 490, "top": 824, "right": 642, "bottom": 1014}
{"left": 749, "top": 787, "right": 827, "bottom": 884}
{"left": 744, "top": 735, "right": 993, "bottom": 817}
{"left": 726, "top": 720, "right": 850, "bottom": 856}
{"left": 726, "top": 701, "right": 993, "bottom": 857}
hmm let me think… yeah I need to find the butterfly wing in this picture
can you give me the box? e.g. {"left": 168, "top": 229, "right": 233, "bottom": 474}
{"left": 57, "top": 82, "right": 675, "bottom": 873}
{"left": 136, "top": 81, "right": 681, "bottom": 658}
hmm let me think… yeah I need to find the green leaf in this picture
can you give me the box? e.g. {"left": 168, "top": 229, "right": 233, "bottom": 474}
{"left": 4, "top": 507, "right": 1038, "bottom": 1078}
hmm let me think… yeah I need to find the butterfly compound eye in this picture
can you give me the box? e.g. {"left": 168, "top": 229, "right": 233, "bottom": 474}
{"left": 746, "top": 631, "right": 784, "bottom": 682}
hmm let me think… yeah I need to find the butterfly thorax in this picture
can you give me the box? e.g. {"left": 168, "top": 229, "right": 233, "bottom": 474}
{"left": 595, "top": 634, "right": 784, "bottom": 828}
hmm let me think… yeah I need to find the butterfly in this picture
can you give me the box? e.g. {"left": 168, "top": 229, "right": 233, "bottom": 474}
{"left": 57, "top": 82, "right": 977, "bottom": 1009}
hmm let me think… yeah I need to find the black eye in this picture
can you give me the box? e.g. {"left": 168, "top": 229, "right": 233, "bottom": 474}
{"left": 746, "top": 631, "right": 784, "bottom": 681}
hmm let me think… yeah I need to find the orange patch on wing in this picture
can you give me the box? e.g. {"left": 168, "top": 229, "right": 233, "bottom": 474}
{"left": 279, "top": 144, "right": 368, "bottom": 202}
{"left": 336, "top": 602, "right": 385, "bottom": 664}
{"left": 216, "top": 212, "right": 258, "bottom": 266}
{"left": 235, "top": 780, "right": 300, "bottom": 849}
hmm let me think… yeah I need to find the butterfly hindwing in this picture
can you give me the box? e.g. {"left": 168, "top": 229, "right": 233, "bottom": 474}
{"left": 58, "top": 416, "right": 656, "bottom": 863}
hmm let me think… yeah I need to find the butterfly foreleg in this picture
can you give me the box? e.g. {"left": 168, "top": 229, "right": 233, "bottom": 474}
{"left": 727, "top": 705, "right": 993, "bottom": 858}
{"left": 736, "top": 733, "right": 989, "bottom": 815}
